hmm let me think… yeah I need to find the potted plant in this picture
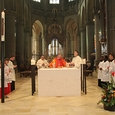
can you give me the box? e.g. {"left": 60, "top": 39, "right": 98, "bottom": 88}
{"left": 97, "top": 71, "right": 115, "bottom": 111}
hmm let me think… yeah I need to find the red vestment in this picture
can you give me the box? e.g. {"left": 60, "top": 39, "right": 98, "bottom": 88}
{"left": 50, "top": 58, "right": 66, "bottom": 68}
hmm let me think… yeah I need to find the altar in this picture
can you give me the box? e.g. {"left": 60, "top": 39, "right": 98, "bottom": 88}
{"left": 38, "top": 68, "right": 81, "bottom": 96}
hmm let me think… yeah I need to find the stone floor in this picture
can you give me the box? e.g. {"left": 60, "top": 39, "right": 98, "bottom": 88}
{"left": 0, "top": 71, "right": 115, "bottom": 115}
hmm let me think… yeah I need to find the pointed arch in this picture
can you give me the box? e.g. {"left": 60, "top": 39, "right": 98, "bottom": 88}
{"left": 65, "top": 19, "right": 78, "bottom": 38}
{"left": 32, "top": 20, "right": 44, "bottom": 60}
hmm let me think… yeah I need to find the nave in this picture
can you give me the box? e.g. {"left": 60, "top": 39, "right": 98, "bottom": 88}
{"left": 0, "top": 72, "right": 114, "bottom": 115}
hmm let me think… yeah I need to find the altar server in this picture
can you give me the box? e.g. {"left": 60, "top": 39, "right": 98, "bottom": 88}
{"left": 101, "top": 55, "right": 110, "bottom": 87}
{"left": 4, "top": 58, "right": 12, "bottom": 95}
{"left": 0, "top": 60, "right": 8, "bottom": 98}
{"left": 36, "top": 55, "right": 49, "bottom": 69}
{"left": 108, "top": 59, "right": 115, "bottom": 82}
{"left": 97, "top": 56, "right": 104, "bottom": 87}
{"left": 7, "top": 56, "right": 17, "bottom": 91}
{"left": 70, "top": 50, "right": 81, "bottom": 68}
{"left": 108, "top": 54, "right": 115, "bottom": 82}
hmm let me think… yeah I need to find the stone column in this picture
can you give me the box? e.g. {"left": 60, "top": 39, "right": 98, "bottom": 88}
{"left": 31, "top": 36, "right": 35, "bottom": 56}
{"left": 44, "top": 41, "right": 48, "bottom": 58}
{"left": 35, "top": 34, "right": 40, "bottom": 59}
{"left": 76, "top": 32, "right": 81, "bottom": 55}
{"left": 41, "top": 34, "right": 45, "bottom": 55}
{"left": 16, "top": 23, "right": 24, "bottom": 63}
{"left": 71, "top": 40, "right": 74, "bottom": 54}
{"left": 69, "top": 33, "right": 74, "bottom": 54}
{"left": 73, "top": 34, "right": 77, "bottom": 51}
{"left": 94, "top": 14, "right": 101, "bottom": 66}
{"left": 107, "top": 0, "right": 115, "bottom": 53}
{"left": 5, "top": 11, "right": 16, "bottom": 57}
{"left": 80, "top": 28, "right": 86, "bottom": 58}
{"left": 24, "top": 29, "right": 31, "bottom": 64}
{"left": 35, "top": 39, "right": 39, "bottom": 60}
{"left": 86, "top": 22, "right": 94, "bottom": 61}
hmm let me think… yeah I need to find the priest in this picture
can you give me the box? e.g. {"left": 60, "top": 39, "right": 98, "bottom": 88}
{"left": 49, "top": 53, "right": 66, "bottom": 68}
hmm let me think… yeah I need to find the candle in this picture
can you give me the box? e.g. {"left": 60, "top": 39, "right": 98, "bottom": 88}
{"left": 31, "top": 59, "right": 35, "bottom": 65}
{"left": 1, "top": 11, "right": 5, "bottom": 41}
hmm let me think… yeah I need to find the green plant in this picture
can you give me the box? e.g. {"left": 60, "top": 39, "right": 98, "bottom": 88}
{"left": 97, "top": 72, "right": 115, "bottom": 106}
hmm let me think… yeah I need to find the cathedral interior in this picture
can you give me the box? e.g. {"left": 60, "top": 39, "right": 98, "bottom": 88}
{"left": 1, "top": 0, "right": 115, "bottom": 114}
{"left": 0, "top": 0, "right": 115, "bottom": 69}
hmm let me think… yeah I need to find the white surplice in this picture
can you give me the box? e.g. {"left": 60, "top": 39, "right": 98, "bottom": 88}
{"left": 97, "top": 61, "right": 104, "bottom": 80}
{"left": 109, "top": 60, "right": 115, "bottom": 82}
{"left": 36, "top": 59, "right": 49, "bottom": 69}
{"left": 101, "top": 60, "right": 110, "bottom": 82}
{"left": 0, "top": 68, "right": 8, "bottom": 88}
{"left": 7, "top": 60, "right": 16, "bottom": 81}
{"left": 72, "top": 56, "right": 81, "bottom": 68}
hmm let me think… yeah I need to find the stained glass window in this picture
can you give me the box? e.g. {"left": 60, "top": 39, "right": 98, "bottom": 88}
{"left": 48, "top": 38, "right": 62, "bottom": 56}
{"left": 49, "top": 0, "right": 59, "bottom": 4}
{"left": 33, "top": 0, "right": 41, "bottom": 2}
{"left": 68, "top": 0, "right": 74, "bottom": 2}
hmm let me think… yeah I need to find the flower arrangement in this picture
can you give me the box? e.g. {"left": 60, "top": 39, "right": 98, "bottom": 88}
{"left": 97, "top": 72, "right": 115, "bottom": 107}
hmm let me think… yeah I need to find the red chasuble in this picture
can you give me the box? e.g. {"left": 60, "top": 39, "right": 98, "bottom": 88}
{"left": 50, "top": 58, "right": 66, "bottom": 68}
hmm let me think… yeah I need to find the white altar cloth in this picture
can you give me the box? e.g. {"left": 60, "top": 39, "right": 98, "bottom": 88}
{"left": 38, "top": 68, "right": 81, "bottom": 96}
